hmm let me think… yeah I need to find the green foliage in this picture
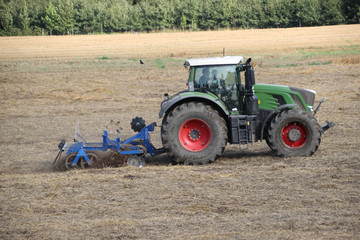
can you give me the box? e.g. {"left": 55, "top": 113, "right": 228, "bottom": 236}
{"left": 98, "top": 55, "right": 111, "bottom": 60}
{"left": 155, "top": 58, "right": 165, "bottom": 68}
{"left": 0, "top": 0, "right": 13, "bottom": 35}
{"left": 19, "top": 0, "right": 31, "bottom": 34}
{"left": 58, "top": 0, "right": 75, "bottom": 34}
{"left": 42, "top": 2, "right": 61, "bottom": 35}
{"left": 341, "top": 0, "right": 360, "bottom": 24}
{"left": 295, "top": 0, "right": 321, "bottom": 27}
{"left": 0, "top": 0, "right": 358, "bottom": 36}
{"left": 320, "top": 0, "right": 344, "bottom": 25}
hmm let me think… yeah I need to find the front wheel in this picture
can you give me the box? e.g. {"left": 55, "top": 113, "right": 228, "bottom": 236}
{"left": 161, "top": 102, "right": 227, "bottom": 165}
{"left": 266, "top": 108, "right": 321, "bottom": 157}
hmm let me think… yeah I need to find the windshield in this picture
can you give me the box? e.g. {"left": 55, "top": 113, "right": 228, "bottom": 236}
{"left": 194, "top": 65, "right": 237, "bottom": 89}
{"left": 193, "top": 64, "right": 239, "bottom": 110}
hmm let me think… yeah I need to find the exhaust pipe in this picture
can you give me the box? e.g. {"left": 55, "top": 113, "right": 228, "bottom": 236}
{"left": 243, "top": 58, "right": 259, "bottom": 115}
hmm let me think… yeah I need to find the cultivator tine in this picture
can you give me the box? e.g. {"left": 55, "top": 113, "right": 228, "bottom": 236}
{"left": 52, "top": 150, "right": 62, "bottom": 166}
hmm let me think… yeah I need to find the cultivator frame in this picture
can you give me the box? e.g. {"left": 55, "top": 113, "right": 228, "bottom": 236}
{"left": 53, "top": 122, "right": 164, "bottom": 170}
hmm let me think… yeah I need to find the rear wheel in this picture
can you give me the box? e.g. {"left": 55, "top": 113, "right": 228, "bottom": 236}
{"left": 161, "top": 102, "right": 227, "bottom": 165}
{"left": 266, "top": 108, "right": 321, "bottom": 157}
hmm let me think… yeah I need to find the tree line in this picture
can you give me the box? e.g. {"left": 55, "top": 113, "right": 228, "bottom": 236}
{"left": 0, "top": 0, "right": 359, "bottom": 36}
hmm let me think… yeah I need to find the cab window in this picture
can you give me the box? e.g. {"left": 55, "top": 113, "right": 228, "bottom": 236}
{"left": 194, "top": 65, "right": 239, "bottom": 110}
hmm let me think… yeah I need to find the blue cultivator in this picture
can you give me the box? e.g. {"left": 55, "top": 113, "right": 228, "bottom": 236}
{"left": 53, "top": 118, "right": 164, "bottom": 170}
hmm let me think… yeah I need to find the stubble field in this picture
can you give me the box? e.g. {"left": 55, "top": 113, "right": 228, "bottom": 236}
{"left": 1, "top": 25, "right": 360, "bottom": 239}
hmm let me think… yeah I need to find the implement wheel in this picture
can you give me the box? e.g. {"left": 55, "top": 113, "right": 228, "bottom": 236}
{"left": 80, "top": 152, "right": 99, "bottom": 169}
{"left": 127, "top": 156, "right": 145, "bottom": 168}
{"left": 161, "top": 102, "right": 227, "bottom": 165}
{"left": 64, "top": 152, "right": 100, "bottom": 170}
{"left": 266, "top": 108, "right": 321, "bottom": 157}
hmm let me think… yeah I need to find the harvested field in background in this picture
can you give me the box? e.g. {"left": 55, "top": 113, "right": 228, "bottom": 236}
{"left": 1, "top": 24, "right": 359, "bottom": 60}
{"left": 1, "top": 25, "right": 360, "bottom": 239}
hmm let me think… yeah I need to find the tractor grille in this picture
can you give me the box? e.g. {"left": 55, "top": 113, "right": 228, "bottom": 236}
{"left": 290, "top": 93, "right": 306, "bottom": 110}
{"left": 290, "top": 87, "right": 316, "bottom": 106}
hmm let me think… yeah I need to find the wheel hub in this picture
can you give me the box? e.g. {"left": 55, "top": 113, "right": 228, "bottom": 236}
{"left": 189, "top": 129, "right": 200, "bottom": 141}
{"left": 288, "top": 129, "right": 301, "bottom": 141}
{"left": 281, "top": 122, "right": 308, "bottom": 148}
{"left": 179, "top": 119, "right": 212, "bottom": 152}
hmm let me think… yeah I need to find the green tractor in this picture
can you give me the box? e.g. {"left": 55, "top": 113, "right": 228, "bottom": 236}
{"left": 159, "top": 56, "right": 334, "bottom": 165}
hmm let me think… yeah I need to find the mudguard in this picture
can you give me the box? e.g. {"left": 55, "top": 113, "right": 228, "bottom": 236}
{"left": 259, "top": 104, "right": 297, "bottom": 141}
{"left": 159, "top": 90, "right": 230, "bottom": 118}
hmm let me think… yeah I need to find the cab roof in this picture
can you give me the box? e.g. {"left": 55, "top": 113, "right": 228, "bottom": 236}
{"left": 184, "top": 56, "right": 243, "bottom": 67}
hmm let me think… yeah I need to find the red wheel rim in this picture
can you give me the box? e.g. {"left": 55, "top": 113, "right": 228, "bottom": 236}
{"left": 178, "top": 119, "right": 212, "bottom": 152}
{"left": 281, "top": 122, "right": 308, "bottom": 148}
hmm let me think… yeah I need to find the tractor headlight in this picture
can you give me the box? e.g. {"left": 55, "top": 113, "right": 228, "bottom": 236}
{"left": 308, "top": 105, "right": 314, "bottom": 113}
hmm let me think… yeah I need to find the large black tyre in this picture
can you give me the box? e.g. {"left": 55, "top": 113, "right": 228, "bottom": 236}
{"left": 161, "top": 102, "right": 228, "bottom": 165}
{"left": 266, "top": 108, "right": 321, "bottom": 157}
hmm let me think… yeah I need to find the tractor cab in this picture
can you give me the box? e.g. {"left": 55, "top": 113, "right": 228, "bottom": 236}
{"left": 184, "top": 56, "right": 244, "bottom": 112}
